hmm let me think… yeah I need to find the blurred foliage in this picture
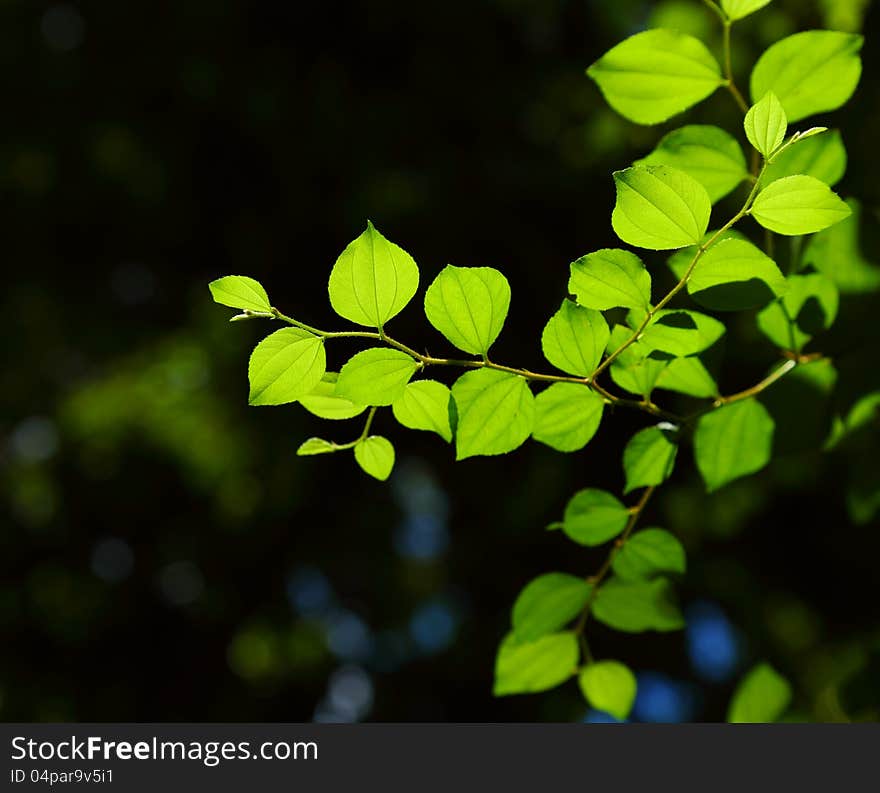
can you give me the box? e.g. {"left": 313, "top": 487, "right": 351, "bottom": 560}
{"left": 0, "top": 0, "right": 878, "bottom": 722}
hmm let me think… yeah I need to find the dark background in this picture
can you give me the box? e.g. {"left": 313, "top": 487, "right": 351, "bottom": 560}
{"left": 1, "top": 0, "right": 879, "bottom": 723}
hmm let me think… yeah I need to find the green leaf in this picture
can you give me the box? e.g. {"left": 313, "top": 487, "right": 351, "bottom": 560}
{"left": 655, "top": 357, "right": 719, "bottom": 399}
{"left": 296, "top": 437, "right": 338, "bottom": 456}
{"left": 721, "top": 0, "right": 773, "bottom": 21}
{"left": 688, "top": 238, "right": 788, "bottom": 311}
{"left": 803, "top": 199, "right": 880, "bottom": 294}
{"left": 727, "top": 663, "right": 792, "bottom": 723}
{"left": 451, "top": 369, "right": 534, "bottom": 460}
{"left": 209, "top": 275, "right": 272, "bottom": 313}
{"left": 606, "top": 325, "right": 668, "bottom": 397}
{"left": 299, "top": 373, "right": 367, "bottom": 420}
{"left": 328, "top": 221, "right": 419, "bottom": 328}
{"left": 533, "top": 384, "right": 605, "bottom": 453}
{"left": 493, "top": 632, "right": 579, "bottom": 696}
{"left": 744, "top": 91, "right": 787, "bottom": 158}
{"left": 561, "top": 488, "right": 630, "bottom": 547}
{"left": 591, "top": 577, "right": 684, "bottom": 633}
{"left": 762, "top": 129, "right": 847, "bottom": 188}
{"left": 568, "top": 249, "right": 651, "bottom": 311}
{"left": 756, "top": 273, "right": 839, "bottom": 351}
{"left": 335, "top": 348, "right": 419, "bottom": 407}
{"left": 354, "top": 436, "right": 395, "bottom": 481}
{"left": 750, "top": 31, "right": 863, "bottom": 123}
{"left": 423, "top": 265, "right": 511, "bottom": 356}
{"left": 613, "top": 529, "right": 686, "bottom": 580}
{"left": 578, "top": 661, "right": 637, "bottom": 721}
{"left": 612, "top": 166, "right": 712, "bottom": 251}
{"left": 667, "top": 229, "right": 747, "bottom": 280}
{"left": 587, "top": 29, "right": 723, "bottom": 125}
{"left": 694, "top": 398, "right": 775, "bottom": 492}
{"left": 640, "top": 309, "right": 725, "bottom": 357}
{"left": 622, "top": 426, "right": 678, "bottom": 494}
{"left": 512, "top": 573, "right": 592, "bottom": 642}
{"left": 541, "top": 300, "right": 609, "bottom": 376}
{"left": 750, "top": 175, "right": 851, "bottom": 236}
{"left": 391, "top": 380, "right": 453, "bottom": 442}
{"left": 248, "top": 328, "right": 326, "bottom": 406}
{"left": 636, "top": 125, "right": 749, "bottom": 204}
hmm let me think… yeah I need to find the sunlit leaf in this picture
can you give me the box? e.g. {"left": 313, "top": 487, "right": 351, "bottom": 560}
{"left": 622, "top": 426, "right": 678, "bottom": 494}
{"left": 579, "top": 661, "right": 637, "bottom": 721}
{"left": 727, "top": 663, "right": 792, "bottom": 723}
{"left": 533, "top": 383, "right": 604, "bottom": 453}
{"left": 751, "top": 175, "right": 851, "bottom": 236}
{"left": 541, "top": 300, "right": 609, "bottom": 376}
{"left": 493, "top": 632, "right": 579, "bottom": 696}
{"left": 248, "top": 328, "right": 326, "bottom": 406}
{"left": 354, "top": 435, "right": 395, "bottom": 481}
{"left": 512, "top": 573, "right": 592, "bottom": 642}
{"left": 568, "top": 249, "right": 651, "bottom": 311}
{"left": 391, "top": 380, "right": 453, "bottom": 442}
{"left": 209, "top": 275, "right": 272, "bottom": 313}
{"left": 591, "top": 577, "right": 684, "bottom": 633}
{"left": 561, "top": 488, "right": 630, "bottom": 547}
{"left": 613, "top": 528, "right": 686, "bottom": 580}
{"left": 336, "top": 348, "right": 419, "bottom": 406}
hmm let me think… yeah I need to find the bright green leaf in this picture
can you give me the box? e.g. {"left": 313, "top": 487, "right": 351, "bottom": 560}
{"left": 756, "top": 273, "right": 839, "bottom": 351}
{"left": 667, "top": 229, "right": 747, "bottom": 280}
{"left": 591, "top": 577, "right": 684, "bottom": 633}
{"left": 689, "top": 238, "right": 788, "bottom": 311}
{"left": 451, "top": 369, "right": 534, "bottom": 460}
{"left": 587, "top": 29, "right": 724, "bottom": 125}
{"left": 763, "top": 129, "right": 847, "bottom": 188}
{"left": 512, "top": 573, "right": 592, "bottom": 642}
{"left": 721, "top": 0, "right": 773, "bottom": 21}
{"left": 612, "top": 166, "right": 712, "bottom": 250}
{"left": 391, "top": 380, "right": 453, "bottom": 442}
{"left": 803, "top": 199, "right": 880, "bottom": 294}
{"left": 695, "top": 398, "right": 775, "bottom": 492}
{"left": 607, "top": 325, "right": 668, "bottom": 397}
{"left": 423, "top": 265, "right": 511, "bottom": 356}
{"left": 745, "top": 91, "right": 787, "bottom": 158}
{"left": 636, "top": 125, "right": 749, "bottom": 203}
{"left": 727, "top": 663, "right": 792, "bottom": 723}
{"left": 533, "top": 383, "right": 605, "bottom": 453}
{"left": 751, "top": 175, "right": 851, "bottom": 236}
{"left": 248, "top": 328, "right": 326, "bottom": 406}
{"left": 328, "top": 221, "right": 419, "bottom": 328}
{"left": 568, "top": 249, "right": 651, "bottom": 311}
{"left": 209, "top": 275, "right": 272, "bottom": 313}
{"left": 493, "top": 632, "right": 579, "bottom": 696}
{"left": 613, "top": 528, "right": 686, "bottom": 580}
{"left": 354, "top": 436, "right": 395, "bottom": 481}
{"left": 541, "top": 300, "right": 610, "bottom": 376}
{"left": 622, "top": 426, "right": 678, "bottom": 494}
{"left": 561, "top": 488, "right": 630, "bottom": 547}
{"left": 299, "top": 373, "right": 367, "bottom": 420}
{"left": 579, "top": 661, "right": 637, "bottom": 721}
{"left": 296, "top": 437, "right": 338, "bottom": 456}
{"left": 640, "top": 309, "right": 726, "bottom": 357}
{"left": 750, "top": 31, "right": 863, "bottom": 123}
{"left": 336, "top": 348, "right": 419, "bottom": 406}
{"left": 655, "top": 357, "right": 719, "bottom": 399}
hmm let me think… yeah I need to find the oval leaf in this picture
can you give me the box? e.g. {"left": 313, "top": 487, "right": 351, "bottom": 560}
{"left": 391, "top": 380, "right": 453, "bottom": 442}
{"left": 591, "top": 577, "right": 684, "bottom": 633}
{"left": 512, "top": 573, "right": 592, "bottom": 642}
{"left": 694, "top": 398, "right": 775, "bottom": 492}
{"left": 336, "top": 348, "right": 419, "bottom": 406}
{"left": 424, "top": 265, "right": 511, "bottom": 356}
{"left": 296, "top": 437, "right": 338, "bottom": 456}
{"left": 587, "top": 29, "right": 723, "bottom": 125}
{"left": 451, "top": 369, "right": 534, "bottom": 460}
{"left": 721, "top": 0, "right": 773, "bottom": 21}
{"left": 762, "top": 129, "right": 847, "bottom": 188}
{"left": 354, "top": 435, "right": 395, "bottom": 481}
{"left": 750, "top": 31, "right": 863, "bottom": 123}
{"left": 655, "top": 357, "right": 719, "bottom": 399}
{"left": 533, "top": 383, "right": 605, "bottom": 453}
{"left": 299, "top": 373, "right": 367, "bottom": 420}
{"left": 636, "top": 125, "right": 748, "bottom": 204}
{"left": 561, "top": 488, "right": 629, "bottom": 547}
{"left": 568, "top": 249, "right": 651, "bottom": 311}
{"left": 328, "top": 221, "right": 419, "bottom": 328}
{"left": 579, "top": 661, "right": 637, "bottom": 721}
{"left": 640, "top": 309, "right": 726, "bottom": 357}
{"left": 612, "top": 166, "right": 712, "bottom": 251}
{"left": 751, "top": 175, "right": 851, "bottom": 236}
{"left": 727, "top": 663, "right": 792, "bottom": 723}
{"left": 541, "top": 300, "right": 610, "bottom": 377}
{"left": 745, "top": 91, "right": 787, "bottom": 158}
{"left": 493, "top": 632, "right": 579, "bottom": 697}
{"left": 209, "top": 275, "right": 271, "bottom": 313}
{"left": 756, "top": 272, "right": 839, "bottom": 352}
{"left": 613, "top": 528, "right": 686, "bottom": 581}
{"left": 689, "top": 238, "right": 788, "bottom": 311}
{"left": 248, "top": 328, "right": 326, "bottom": 406}
{"left": 622, "top": 426, "right": 678, "bottom": 494}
